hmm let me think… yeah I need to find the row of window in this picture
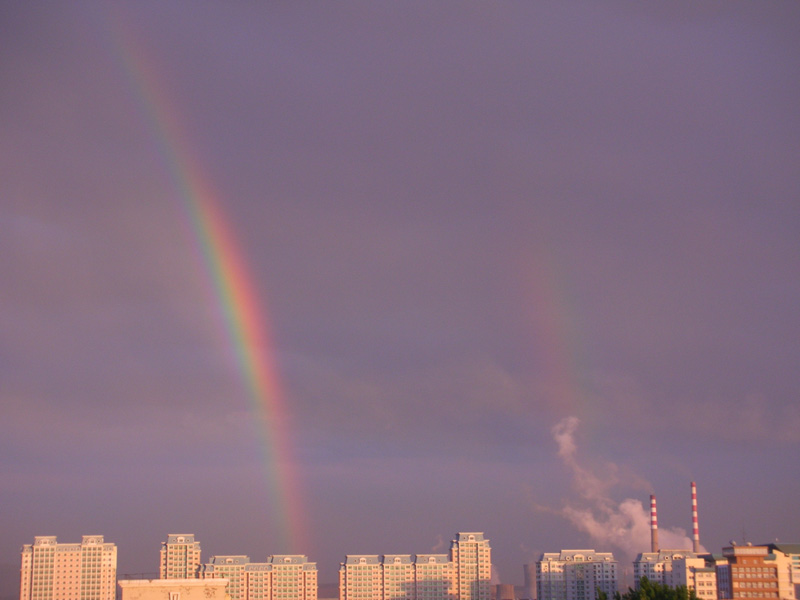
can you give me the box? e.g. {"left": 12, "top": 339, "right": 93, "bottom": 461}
{"left": 733, "top": 568, "right": 776, "bottom": 576}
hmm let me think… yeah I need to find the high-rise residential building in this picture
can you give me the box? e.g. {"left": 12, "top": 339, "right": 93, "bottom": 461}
{"left": 160, "top": 535, "right": 202, "bottom": 579}
{"left": 718, "top": 544, "right": 796, "bottom": 600}
{"left": 414, "top": 555, "right": 455, "bottom": 600}
{"left": 20, "top": 536, "right": 117, "bottom": 600}
{"left": 339, "top": 554, "right": 454, "bottom": 600}
{"left": 381, "top": 555, "right": 414, "bottom": 600}
{"left": 338, "top": 532, "right": 490, "bottom": 600}
{"left": 339, "top": 556, "right": 383, "bottom": 600}
{"left": 536, "top": 550, "right": 617, "bottom": 600}
{"left": 450, "top": 533, "right": 492, "bottom": 600}
{"left": 633, "top": 551, "right": 700, "bottom": 587}
{"left": 668, "top": 557, "right": 717, "bottom": 600}
{"left": 202, "top": 555, "right": 317, "bottom": 600}
{"left": 266, "top": 556, "right": 318, "bottom": 600}
{"left": 203, "top": 556, "right": 249, "bottom": 599}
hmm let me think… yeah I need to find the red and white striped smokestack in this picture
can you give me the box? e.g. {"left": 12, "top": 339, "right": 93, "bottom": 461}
{"left": 650, "top": 494, "right": 659, "bottom": 553}
{"left": 691, "top": 481, "right": 700, "bottom": 553}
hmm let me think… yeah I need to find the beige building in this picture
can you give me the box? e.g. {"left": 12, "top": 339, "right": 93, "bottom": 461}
{"left": 380, "top": 555, "right": 414, "bottom": 600}
{"left": 451, "top": 533, "right": 491, "bottom": 600}
{"left": 119, "top": 579, "right": 229, "bottom": 600}
{"left": 339, "top": 555, "right": 384, "bottom": 600}
{"left": 202, "top": 555, "right": 317, "bottom": 600}
{"left": 633, "top": 550, "right": 696, "bottom": 586}
{"left": 633, "top": 550, "right": 718, "bottom": 599}
{"left": 338, "top": 532, "right": 490, "bottom": 600}
{"left": 20, "top": 536, "right": 117, "bottom": 600}
{"left": 536, "top": 550, "right": 617, "bottom": 600}
{"left": 669, "top": 557, "right": 717, "bottom": 600}
{"left": 769, "top": 546, "right": 800, "bottom": 600}
{"left": 161, "top": 535, "right": 202, "bottom": 580}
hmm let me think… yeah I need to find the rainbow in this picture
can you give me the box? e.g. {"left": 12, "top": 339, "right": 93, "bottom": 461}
{"left": 521, "top": 245, "right": 586, "bottom": 420}
{"left": 110, "top": 15, "right": 308, "bottom": 553}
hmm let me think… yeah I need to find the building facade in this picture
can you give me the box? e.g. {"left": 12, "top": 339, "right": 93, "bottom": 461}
{"left": 669, "top": 557, "right": 717, "bottom": 600}
{"left": 338, "top": 532, "right": 489, "bottom": 600}
{"left": 633, "top": 551, "right": 699, "bottom": 586}
{"left": 536, "top": 550, "right": 617, "bottom": 600}
{"left": 718, "top": 544, "right": 796, "bottom": 600}
{"left": 450, "top": 533, "right": 491, "bottom": 600}
{"left": 381, "top": 555, "right": 414, "bottom": 600}
{"left": 768, "top": 545, "right": 800, "bottom": 600}
{"left": 203, "top": 557, "right": 249, "bottom": 600}
{"left": 339, "top": 556, "right": 383, "bottom": 600}
{"left": 202, "top": 555, "right": 317, "bottom": 600}
{"left": 160, "top": 535, "right": 202, "bottom": 580}
{"left": 118, "top": 579, "right": 229, "bottom": 600}
{"left": 20, "top": 536, "right": 117, "bottom": 600}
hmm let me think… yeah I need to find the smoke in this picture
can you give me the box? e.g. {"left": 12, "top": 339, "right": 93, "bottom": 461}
{"left": 431, "top": 533, "right": 446, "bottom": 552}
{"left": 548, "top": 417, "right": 697, "bottom": 562}
{"left": 491, "top": 565, "right": 501, "bottom": 586}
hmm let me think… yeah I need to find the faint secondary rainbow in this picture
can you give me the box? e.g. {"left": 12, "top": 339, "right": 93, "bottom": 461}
{"left": 520, "top": 245, "right": 587, "bottom": 421}
{"left": 110, "top": 16, "right": 307, "bottom": 552}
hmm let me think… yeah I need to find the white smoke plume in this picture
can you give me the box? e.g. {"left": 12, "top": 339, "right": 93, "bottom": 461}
{"left": 548, "top": 416, "right": 697, "bottom": 562}
{"left": 431, "top": 533, "right": 446, "bottom": 552}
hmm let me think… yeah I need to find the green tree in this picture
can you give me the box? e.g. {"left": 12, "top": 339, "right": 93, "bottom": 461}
{"left": 613, "top": 577, "right": 698, "bottom": 600}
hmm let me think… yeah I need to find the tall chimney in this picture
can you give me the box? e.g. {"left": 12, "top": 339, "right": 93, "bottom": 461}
{"left": 650, "top": 494, "right": 659, "bottom": 553}
{"left": 691, "top": 481, "right": 700, "bottom": 553}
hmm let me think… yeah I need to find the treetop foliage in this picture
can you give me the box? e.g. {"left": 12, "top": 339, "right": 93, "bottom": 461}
{"left": 597, "top": 577, "right": 699, "bottom": 600}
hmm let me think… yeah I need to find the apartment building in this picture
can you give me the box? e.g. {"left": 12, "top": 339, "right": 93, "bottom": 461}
{"left": 202, "top": 555, "right": 317, "bottom": 600}
{"left": 669, "top": 557, "right": 717, "bottom": 600}
{"left": 338, "top": 532, "right": 490, "bottom": 600}
{"left": 20, "top": 536, "right": 117, "bottom": 600}
{"left": 451, "top": 533, "right": 491, "bottom": 600}
{"left": 536, "top": 550, "right": 617, "bottom": 600}
{"left": 160, "top": 535, "right": 202, "bottom": 579}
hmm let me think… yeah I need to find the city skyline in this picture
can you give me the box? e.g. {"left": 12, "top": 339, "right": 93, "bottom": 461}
{"left": 2, "top": 1, "right": 800, "bottom": 593}
{"left": 14, "top": 531, "right": 800, "bottom": 596}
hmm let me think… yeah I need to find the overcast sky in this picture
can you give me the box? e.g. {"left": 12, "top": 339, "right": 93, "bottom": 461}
{"left": 2, "top": 1, "right": 799, "bottom": 591}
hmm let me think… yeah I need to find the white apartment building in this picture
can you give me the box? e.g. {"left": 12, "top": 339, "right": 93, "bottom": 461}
{"left": 381, "top": 555, "right": 414, "bottom": 600}
{"left": 203, "top": 556, "right": 250, "bottom": 599}
{"left": 339, "top": 556, "right": 383, "bottom": 600}
{"left": 633, "top": 551, "right": 696, "bottom": 586}
{"left": 633, "top": 550, "right": 720, "bottom": 600}
{"left": 536, "top": 550, "right": 617, "bottom": 600}
{"left": 20, "top": 536, "right": 117, "bottom": 600}
{"left": 338, "top": 532, "right": 490, "bottom": 600}
{"left": 202, "top": 555, "right": 317, "bottom": 600}
{"left": 669, "top": 557, "right": 717, "bottom": 600}
{"left": 414, "top": 555, "right": 455, "bottom": 600}
{"left": 161, "top": 535, "right": 202, "bottom": 579}
{"left": 450, "top": 533, "right": 491, "bottom": 600}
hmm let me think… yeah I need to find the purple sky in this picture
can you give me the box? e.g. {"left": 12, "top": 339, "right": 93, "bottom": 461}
{"left": 2, "top": 1, "right": 800, "bottom": 591}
